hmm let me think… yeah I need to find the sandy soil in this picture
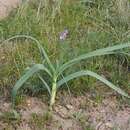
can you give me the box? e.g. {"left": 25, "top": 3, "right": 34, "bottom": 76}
{"left": 0, "top": 0, "right": 21, "bottom": 20}
{"left": 0, "top": 93, "right": 130, "bottom": 130}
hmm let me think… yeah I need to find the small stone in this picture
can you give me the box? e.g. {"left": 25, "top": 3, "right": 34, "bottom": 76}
{"left": 105, "top": 122, "right": 114, "bottom": 128}
{"left": 54, "top": 105, "right": 70, "bottom": 119}
{"left": 26, "top": 99, "right": 31, "bottom": 107}
{"left": 66, "top": 104, "right": 73, "bottom": 110}
{"left": 1, "top": 56, "right": 5, "bottom": 60}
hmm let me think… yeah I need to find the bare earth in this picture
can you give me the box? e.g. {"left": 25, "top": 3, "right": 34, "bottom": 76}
{"left": 0, "top": 92, "right": 130, "bottom": 130}
{"left": 0, "top": 0, "right": 21, "bottom": 20}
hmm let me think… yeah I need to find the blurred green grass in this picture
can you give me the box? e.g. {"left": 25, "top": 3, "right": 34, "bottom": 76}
{"left": 0, "top": 0, "right": 130, "bottom": 96}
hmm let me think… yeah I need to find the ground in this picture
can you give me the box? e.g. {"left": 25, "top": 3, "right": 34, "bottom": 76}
{"left": 0, "top": 91, "right": 130, "bottom": 130}
{"left": 0, "top": 0, "right": 21, "bottom": 20}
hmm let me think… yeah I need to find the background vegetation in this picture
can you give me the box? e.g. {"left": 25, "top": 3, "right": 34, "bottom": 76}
{"left": 0, "top": 0, "right": 130, "bottom": 97}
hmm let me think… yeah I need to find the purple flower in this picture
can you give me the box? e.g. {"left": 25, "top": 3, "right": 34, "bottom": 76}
{"left": 59, "top": 29, "right": 69, "bottom": 40}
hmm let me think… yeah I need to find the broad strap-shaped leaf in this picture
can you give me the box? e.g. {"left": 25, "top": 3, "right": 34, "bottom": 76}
{"left": 12, "top": 64, "right": 52, "bottom": 106}
{"left": 38, "top": 44, "right": 55, "bottom": 72}
{"left": 58, "top": 51, "right": 116, "bottom": 76}
{"left": 37, "top": 74, "right": 51, "bottom": 96}
{"left": 57, "top": 70, "right": 130, "bottom": 98}
{"left": 58, "top": 43, "right": 130, "bottom": 75}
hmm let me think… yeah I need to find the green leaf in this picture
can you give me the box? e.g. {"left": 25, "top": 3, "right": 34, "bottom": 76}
{"left": 57, "top": 70, "right": 130, "bottom": 98}
{"left": 12, "top": 64, "right": 52, "bottom": 107}
{"left": 58, "top": 51, "right": 116, "bottom": 76}
{"left": 37, "top": 74, "right": 51, "bottom": 96}
{"left": 38, "top": 45, "right": 55, "bottom": 73}
{"left": 58, "top": 43, "right": 130, "bottom": 75}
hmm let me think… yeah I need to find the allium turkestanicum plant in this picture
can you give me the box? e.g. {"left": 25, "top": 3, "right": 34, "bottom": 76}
{"left": 3, "top": 35, "right": 130, "bottom": 111}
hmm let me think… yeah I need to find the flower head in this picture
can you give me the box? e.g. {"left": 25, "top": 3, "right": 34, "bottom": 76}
{"left": 59, "top": 29, "right": 69, "bottom": 40}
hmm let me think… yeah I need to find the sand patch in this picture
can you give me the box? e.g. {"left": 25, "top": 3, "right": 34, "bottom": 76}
{"left": 0, "top": 0, "right": 21, "bottom": 20}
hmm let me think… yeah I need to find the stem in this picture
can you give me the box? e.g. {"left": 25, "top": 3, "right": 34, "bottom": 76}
{"left": 49, "top": 77, "right": 57, "bottom": 111}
